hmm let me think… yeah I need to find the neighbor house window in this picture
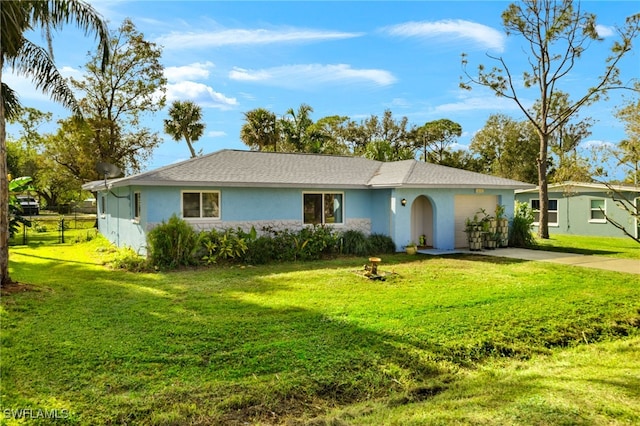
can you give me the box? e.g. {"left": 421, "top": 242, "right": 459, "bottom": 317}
{"left": 133, "top": 192, "right": 141, "bottom": 221}
{"left": 303, "top": 193, "right": 343, "bottom": 224}
{"left": 100, "top": 195, "right": 106, "bottom": 216}
{"left": 590, "top": 199, "right": 606, "bottom": 222}
{"left": 182, "top": 191, "right": 220, "bottom": 219}
{"left": 531, "top": 199, "right": 558, "bottom": 226}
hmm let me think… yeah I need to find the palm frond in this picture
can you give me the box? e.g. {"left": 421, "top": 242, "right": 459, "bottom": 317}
{"left": 1, "top": 83, "right": 22, "bottom": 121}
{"left": 27, "top": 0, "right": 111, "bottom": 71}
{"left": 7, "top": 39, "right": 81, "bottom": 116}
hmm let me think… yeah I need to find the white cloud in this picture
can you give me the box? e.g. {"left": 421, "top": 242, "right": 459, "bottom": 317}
{"left": 383, "top": 19, "right": 505, "bottom": 52}
{"left": 3, "top": 72, "right": 51, "bottom": 102}
{"left": 166, "top": 81, "right": 238, "bottom": 110}
{"left": 433, "top": 95, "right": 519, "bottom": 113}
{"left": 580, "top": 139, "right": 615, "bottom": 150}
{"left": 164, "top": 62, "right": 214, "bottom": 82}
{"left": 386, "top": 98, "right": 411, "bottom": 108}
{"left": 157, "top": 28, "right": 362, "bottom": 50}
{"left": 229, "top": 64, "right": 396, "bottom": 88}
{"left": 59, "top": 66, "right": 84, "bottom": 80}
{"left": 595, "top": 24, "right": 615, "bottom": 38}
{"left": 207, "top": 130, "right": 227, "bottom": 138}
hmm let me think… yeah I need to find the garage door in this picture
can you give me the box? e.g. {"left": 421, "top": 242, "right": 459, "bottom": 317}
{"left": 454, "top": 195, "right": 498, "bottom": 248}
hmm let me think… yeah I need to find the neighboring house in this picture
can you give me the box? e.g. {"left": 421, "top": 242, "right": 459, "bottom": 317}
{"left": 83, "top": 149, "right": 532, "bottom": 254}
{"left": 515, "top": 182, "right": 640, "bottom": 239}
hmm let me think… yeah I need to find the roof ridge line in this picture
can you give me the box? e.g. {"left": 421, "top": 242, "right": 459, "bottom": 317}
{"left": 403, "top": 159, "right": 419, "bottom": 184}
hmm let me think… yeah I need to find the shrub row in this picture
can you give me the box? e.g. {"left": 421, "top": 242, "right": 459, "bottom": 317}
{"left": 144, "top": 215, "right": 396, "bottom": 270}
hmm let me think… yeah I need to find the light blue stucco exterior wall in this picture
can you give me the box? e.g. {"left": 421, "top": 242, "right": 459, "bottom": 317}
{"left": 390, "top": 188, "right": 516, "bottom": 251}
{"left": 96, "top": 186, "right": 145, "bottom": 252}
{"left": 96, "top": 185, "right": 517, "bottom": 254}
{"left": 515, "top": 190, "right": 639, "bottom": 238}
{"left": 97, "top": 186, "right": 381, "bottom": 254}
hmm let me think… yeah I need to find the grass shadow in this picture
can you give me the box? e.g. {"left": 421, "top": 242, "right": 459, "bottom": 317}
{"left": 530, "top": 244, "right": 621, "bottom": 256}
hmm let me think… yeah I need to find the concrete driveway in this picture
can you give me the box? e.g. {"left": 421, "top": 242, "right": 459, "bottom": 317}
{"left": 465, "top": 248, "right": 640, "bottom": 275}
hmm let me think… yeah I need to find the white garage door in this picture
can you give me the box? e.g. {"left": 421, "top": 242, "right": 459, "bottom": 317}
{"left": 454, "top": 195, "right": 499, "bottom": 248}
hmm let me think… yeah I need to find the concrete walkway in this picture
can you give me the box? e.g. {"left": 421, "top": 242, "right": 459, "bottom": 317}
{"left": 419, "top": 248, "right": 640, "bottom": 274}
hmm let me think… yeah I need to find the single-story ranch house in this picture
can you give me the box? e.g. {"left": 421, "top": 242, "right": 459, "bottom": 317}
{"left": 515, "top": 182, "right": 640, "bottom": 239}
{"left": 83, "top": 149, "right": 533, "bottom": 254}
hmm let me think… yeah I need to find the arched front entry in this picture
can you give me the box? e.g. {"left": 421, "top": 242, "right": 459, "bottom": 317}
{"left": 411, "top": 195, "right": 434, "bottom": 248}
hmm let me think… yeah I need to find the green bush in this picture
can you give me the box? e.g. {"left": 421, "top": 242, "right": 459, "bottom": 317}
{"left": 201, "top": 228, "right": 249, "bottom": 264}
{"left": 109, "top": 246, "right": 148, "bottom": 272}
{"left": 510, "top": 201, "right": 535, "bottom": 247}
{"left": 340, "top": 230, "right": 370, "bottom": 256}
{"left": 298, "top": 224, "right": 340, "bottom": 260}
{"left": 367, "top": 233, "right": 396, "bottom": 254}
{"left": 147, "top": 214, "right": 199, "bottom": 269}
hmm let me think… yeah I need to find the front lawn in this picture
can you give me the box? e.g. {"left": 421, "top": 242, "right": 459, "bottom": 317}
{"left": 533, "top": 234, "right": 640, "bottom": 259}
{"left": 1, "top": 237, "right": 638, "bottom": 424}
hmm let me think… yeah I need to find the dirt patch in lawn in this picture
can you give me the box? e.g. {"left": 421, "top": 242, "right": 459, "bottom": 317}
{"left": 1, "top": 281, "right": 41, "bottom": 295}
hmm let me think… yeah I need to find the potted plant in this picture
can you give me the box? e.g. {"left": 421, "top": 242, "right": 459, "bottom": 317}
{"left": 495, "top": 204, "right": 509, "bottom": 247}
{"left": 465, "top": 215, "right": 483, "bottom": 251}
{"left": 477, "top": 208, "right": 497, "bottom": 249}
{"left": 419, "top": 234, "right": 427, "bottom": 248}
{"left": 405, "top": 241, "right": 417, "bottom": 255}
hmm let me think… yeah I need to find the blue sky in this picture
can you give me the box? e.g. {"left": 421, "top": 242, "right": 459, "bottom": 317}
{"left": 6, "top": 1, "right": 639, "bottom": 176}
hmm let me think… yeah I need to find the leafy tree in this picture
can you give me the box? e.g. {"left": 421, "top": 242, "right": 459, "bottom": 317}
{"left": 0, "top": 0, "right": 110, "bottom": 287}
{"left": 164, "top": 100, "right": 206, "bottom": 158}
{"left": 461, "top": 0, "right": 640, "bottom": 238}
{"left": 613, "top": 83, "right": 640, "bottom": 184}
{"left": 6, "top": 107, "right": 81, "bottom": 208}
{"left": 437, "top": 149, "right": 484, "bottom": 172}
{"left": 470, "top": 114, "right": 539, "bottom": 183}
{"left": 63, "top": 18, "right": 166, "bottom": 180}
{"left": 240, "top": 108, "right": 280, "bottom": 151}
{"left": 343, "top": 110, "right": 416, "bottom": 160}
{"left": 536, "top": 92, "right": 593, "bottom": 183}
{"left": 363, "top": 140, "right": 413, "bottom": 162}
{"left": 304, "top": 115, "right": 351, "bottom": 155}
{"left": 414, "top": 119, "right": 463, "bottom": 164}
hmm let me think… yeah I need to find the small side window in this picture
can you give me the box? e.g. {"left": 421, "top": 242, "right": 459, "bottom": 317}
{"left": 134, "top": 192, "right": 141, "bottom": 220}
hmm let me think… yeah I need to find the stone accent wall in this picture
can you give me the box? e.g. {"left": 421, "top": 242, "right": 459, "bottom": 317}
{"left": 148, "top": 218, "right": 372, "bottom": 235}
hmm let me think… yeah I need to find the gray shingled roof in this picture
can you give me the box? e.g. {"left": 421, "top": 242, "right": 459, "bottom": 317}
{"left": 83, "top": 149, "right": 533, "bottom": 190}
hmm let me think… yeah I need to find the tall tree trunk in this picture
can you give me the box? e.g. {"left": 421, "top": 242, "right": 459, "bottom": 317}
{"left": 0, "top": 55, "right": 11, "bottom": 287}
{"left": 185, "top": 137, "right": 196, "bottom": 158}
{"left": 537, "top": 132, "right": 550, "bottom": 239}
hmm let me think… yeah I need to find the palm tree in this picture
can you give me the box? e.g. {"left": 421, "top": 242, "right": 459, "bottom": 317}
{"left": 240, "top": 108, "right": 280, "bottom": 152}
{"left": 281, "top": 103, "right": 314, "bottom": 152}
{"left": 163, "top": 100, "right": 206, "bottom": 158}
{"left": 1, "top": 0, "right": 110, "bottom": 287}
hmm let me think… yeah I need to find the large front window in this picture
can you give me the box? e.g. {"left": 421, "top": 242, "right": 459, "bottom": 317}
{"left": 303, "top": 193, "right": 343, "bottom": 224}
{"left": 531, "top": 199, "right": 558, "bottom": 226}
{"left": 182, "top": 191, "right": 220, "bottom": 219}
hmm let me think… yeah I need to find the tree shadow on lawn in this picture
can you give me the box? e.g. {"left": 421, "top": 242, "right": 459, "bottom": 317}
{"left": 3, "top": 255, "right": 456, "bottom": 425}
{"left": 446, "top": 253, "right": 529, "bottom": 266}
{"left": 530, "top": 245, "right": 621, "bottom": 257}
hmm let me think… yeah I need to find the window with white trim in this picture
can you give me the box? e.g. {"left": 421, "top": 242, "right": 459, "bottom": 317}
{"left": 589, "top": 199, "right": 606, "bottom": 222}
{"left": 133, "top": 192, "right": 141, "bottom": 221}
{"left": 531, "top": 199, "right": 558, "bottom": 226}
{"left": 182, "top": 191, "right": 220, "bottom": 219}
{"left": 303, "top": 193, "right": 343, "bottom": 224}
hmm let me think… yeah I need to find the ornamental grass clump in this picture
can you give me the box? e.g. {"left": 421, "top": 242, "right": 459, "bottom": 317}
{"left": 510, "top": 201, "right": 535, "bottom": 247}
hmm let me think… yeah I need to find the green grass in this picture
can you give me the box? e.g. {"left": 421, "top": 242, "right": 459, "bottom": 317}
{"left": 532, "top": 234, "right": 640, "bottom": 259}
{"left": 1, "top": 236, "right": 639, "bottom": 425}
